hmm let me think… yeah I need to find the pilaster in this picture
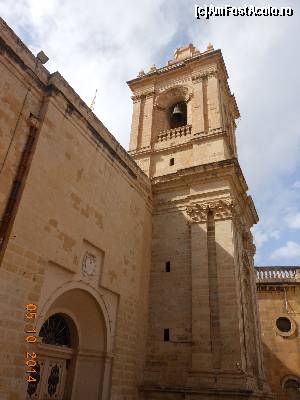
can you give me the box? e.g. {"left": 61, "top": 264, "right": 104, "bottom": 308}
{"left": 185, "top": 198, "right": 265, "bottom": 393}
{"left": 206, "top": 69, "right": 222, "bottom": 131}
{"left": 140, "top": 92, "right": 155, "bottom": 149}
{"left": 129, "top": 96, "right": 143, "bottom": 150}
{"left": 189, "top": 221, "right": 212, "bottom": 371}
{"left": 191, "top": 76, "right": 205, "bottom": 135}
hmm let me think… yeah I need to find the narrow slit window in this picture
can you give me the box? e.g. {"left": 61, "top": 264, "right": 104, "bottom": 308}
{"left": 169, "top": 158, "right": 174, "bottom": 166}
{"left": 165, "top": 261, "right": 171, "bottom": 272}
{"left": 164, "top": 328, "right": 170, "bottom": 342}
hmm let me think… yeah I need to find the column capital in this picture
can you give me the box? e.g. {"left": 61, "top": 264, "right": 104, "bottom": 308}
{"left": 186, "top": 198, "right": 234, "bottom": 223}
{"left": 191, "top": 66, "right": 218, "bottom": 83}
{"left": 131, "top": 91, "right": 155, "bottom": 103}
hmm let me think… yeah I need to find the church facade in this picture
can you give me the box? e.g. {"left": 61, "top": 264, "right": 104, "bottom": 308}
{"left": 0, "top": 18, "right": 299, "bottom": 400}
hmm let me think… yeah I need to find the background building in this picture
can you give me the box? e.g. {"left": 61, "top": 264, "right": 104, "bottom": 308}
{"left": 256, "top": 266, "right": 300, "bottom": 400}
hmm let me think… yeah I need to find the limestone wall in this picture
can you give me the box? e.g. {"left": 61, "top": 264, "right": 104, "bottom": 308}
{"left": 257, "top": 285, "right": 300, "bottom": 399}
{"left": 0, "top": 18, "right": 152, "bottom": 400}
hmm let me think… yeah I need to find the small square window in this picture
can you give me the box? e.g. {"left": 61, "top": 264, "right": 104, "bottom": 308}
{"left": 164, "top": 328, "right": 170, "bottom": 342}
{"left": 165, "top": 261, "right": 171, "bottom": 272}
{"left": 169, "top": 158, "right": 174, "bottom": 166}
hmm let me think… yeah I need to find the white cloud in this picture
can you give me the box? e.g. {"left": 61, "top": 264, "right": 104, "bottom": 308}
{"left": 293, "top": 181, "right": 300, "bottom": 189}
{"left": 253, "top": 228, "right": 280, "bottom": 248}
{"left": 254, "top": 230, "right": 268, "bottom": 248}
{"left": 270, "top": 241, "right": 300, "bottom": 260}
{"left": 270, "top": 230, "right": 280, "bottom": 240}
{"left": 285, "top": 213, "right": 300, "bottom": 229}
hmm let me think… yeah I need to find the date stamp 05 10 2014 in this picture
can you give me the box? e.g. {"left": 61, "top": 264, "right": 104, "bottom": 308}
{"left": 24, "top": 303, "right": 39, "bottom": 384}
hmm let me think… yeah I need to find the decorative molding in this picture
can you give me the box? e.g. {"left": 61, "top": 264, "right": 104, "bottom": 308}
{"left": 274, "top": 314, "right": 297, "bottom": 338}
{"left": 192, "top": 66, "right": 218, "bottom": 83}
{"left": 242, "top": 230, "right": 256, "bottom": 259}
{"left": 131, "top": 91, "right": 155, "bottom": 103}
{"left": 157, "top": 75, "right": 191, "bottom": 93}
{"left": 154, "top": 86, "right": 192, "bottom": 110}
{"left": 128, "top": 145, "right": 152, "bottom": 156}
{"left": 145, "top": 91, "right": 156, "bottom": 99}
{"left": 186, "top": 198, "right": 233, "bottom": 223}
{"left": 192, "top": 127, "right": 224, "bottom": 140}
{"left": 242, "top": 252, "right": 251, "bottom": 273}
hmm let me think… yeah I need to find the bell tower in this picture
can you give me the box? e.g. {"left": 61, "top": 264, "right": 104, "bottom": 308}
{"left": 128, "top": 44, "right": 272, "bottom": 399}
{"left": 128, "top": 43, "right": 238, "bottom": 177}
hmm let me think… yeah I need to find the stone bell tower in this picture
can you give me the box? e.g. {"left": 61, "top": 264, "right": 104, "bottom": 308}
{"left": 128, "top": 44, "right": 272, "bottom": 399}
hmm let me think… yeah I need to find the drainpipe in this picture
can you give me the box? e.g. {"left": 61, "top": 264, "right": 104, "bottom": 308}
{"left": 0, "top": 47, "right": 50, "bottom": 265}
{"left": 283, "top": 287, "right": 289, "bottom": 313}
{"left": 0, "top": 108, "right": 45, "bottom": 265}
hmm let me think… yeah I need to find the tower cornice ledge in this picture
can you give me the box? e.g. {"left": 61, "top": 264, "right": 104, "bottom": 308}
{"left": 151, "top": 158, "right": 258, "bottom": 226}
{"left": 152, "top": 158, "right": 245, "bottom": 189}
{"left": 127, "top": 49, "right": 227, "bottom": 86}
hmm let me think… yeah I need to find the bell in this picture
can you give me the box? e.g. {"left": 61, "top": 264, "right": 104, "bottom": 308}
{"left": 172, "top": 104, "right": 183, "bottom": 116}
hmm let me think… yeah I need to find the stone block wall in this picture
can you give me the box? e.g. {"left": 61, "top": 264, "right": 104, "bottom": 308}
{"left": 257, "top": 285, "right": 300, "bottom": 399}
{"left": 0, "top": 19, "right": 152, "bottom": 400}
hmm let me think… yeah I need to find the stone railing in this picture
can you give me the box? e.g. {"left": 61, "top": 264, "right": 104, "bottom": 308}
{"left": 255, "top": 267, "right": 300, "bottom": 283}
{"left": 156, "top": 124, "right": 192, "bottom": 142}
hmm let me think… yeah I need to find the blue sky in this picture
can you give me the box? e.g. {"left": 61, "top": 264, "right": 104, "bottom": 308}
{"left": 1, "top": 0, "right": 299, "bottom": 265}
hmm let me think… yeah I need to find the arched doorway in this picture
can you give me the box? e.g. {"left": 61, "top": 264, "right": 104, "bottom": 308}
{"left": 27, "top": 287, "right": 109, "bottom": 400}
{"left": 26, "top": 313, "right": 77, "bottom": 399}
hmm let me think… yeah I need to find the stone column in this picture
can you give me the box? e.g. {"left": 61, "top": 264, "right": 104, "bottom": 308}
{"left": 207, "top": 210, "right": 222, "bottom": 371}
{"left": 129, "top": 91, "right": 155, "bottom": 151}
{"left": 140, "top": 92, "right": 155, "bottom": 149}
{"left": 189, "top": 220, "right": 212, "bottom": 372}
{"left": 129, "top": 95, "right": 143, "bottom": 151}
{"left": 186, "top": 198, "right": 242, "bottom": 388}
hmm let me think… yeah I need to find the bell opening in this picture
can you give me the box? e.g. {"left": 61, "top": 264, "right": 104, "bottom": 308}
{"left": 169, "top": 101, "right": 187, "bottom": 129}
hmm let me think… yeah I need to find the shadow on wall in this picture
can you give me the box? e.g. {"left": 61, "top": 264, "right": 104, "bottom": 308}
{"left": 146, "top": 210, "right": 265, "bottom": 394}
{"left": 262, "top": 342, "right": 300, "bottom": 400}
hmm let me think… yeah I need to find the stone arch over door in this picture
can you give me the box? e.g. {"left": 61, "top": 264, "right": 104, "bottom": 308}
{"left": 34, "top": 284, "right": 111, "bottom": 400}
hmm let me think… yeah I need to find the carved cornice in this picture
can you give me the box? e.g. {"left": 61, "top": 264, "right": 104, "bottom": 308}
{"left": 186, "top": 198, "right": 233, "bottom": 223}
{"left": 131, "top": 91, "right": 155, "bottom": 103}
{"left": 157, "top": 75, "right": 191, "bottom": 93}
{"left": 192, "top": 66, "right": 218, "bottom": 83}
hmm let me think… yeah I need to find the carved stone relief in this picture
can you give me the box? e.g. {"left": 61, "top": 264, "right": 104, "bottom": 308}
{"left": 191, "top": 65, "right": 218, "bottom": 83}
{"left": 80, "top": 241, "right": 104, "bottom": 285}
{"left": 186, "top": 198, "right": 233, "bottom": 223}
{"left": 82, "top": 252, "right": 97, "bottom": 278}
